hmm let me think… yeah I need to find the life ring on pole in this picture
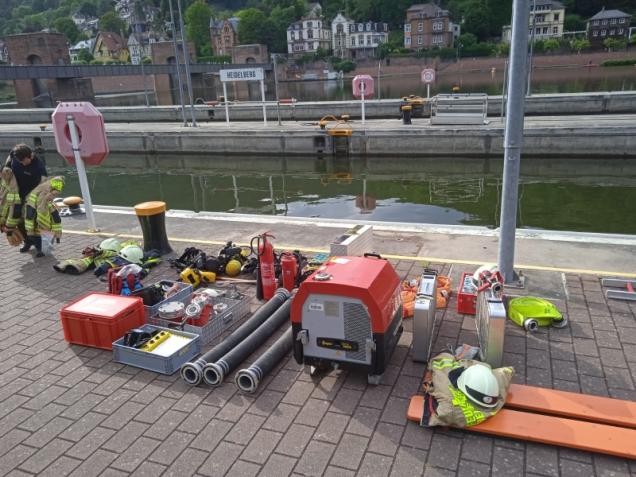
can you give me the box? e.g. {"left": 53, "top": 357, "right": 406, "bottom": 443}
{"left": 51, "top": 103, "right": 109, "bottom": 166}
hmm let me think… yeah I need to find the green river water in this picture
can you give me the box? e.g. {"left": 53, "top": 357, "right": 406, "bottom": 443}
{"left": 50, "top": 154, "right": 636, "bottom": 235}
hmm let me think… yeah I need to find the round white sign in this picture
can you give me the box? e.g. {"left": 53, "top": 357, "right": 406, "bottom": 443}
{"left": 421, "top": 69, "right": 435, "bottom": 84}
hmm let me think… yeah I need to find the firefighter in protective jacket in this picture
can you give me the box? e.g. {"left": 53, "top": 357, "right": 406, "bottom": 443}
{"left": 421, "top": 352, "right": 514, "bottom": 428}
{"left": 0, "top": 166, "right": 24, "bottom": 246}
{"left": 23, "top": 176, "right": 64, "bottom": 257}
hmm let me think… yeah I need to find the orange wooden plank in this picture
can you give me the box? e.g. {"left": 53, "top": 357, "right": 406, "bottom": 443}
{"left": 506, "top": 384, "right": 636, "bottom": 429}
{"left": 407, "top": 395, "right": 425, "bottom": 422}
{"left": 473, "top": 409, "right": 636, "bottom": 460}
{"left": 406, "top": 396, "right": 636, "bottom": 459}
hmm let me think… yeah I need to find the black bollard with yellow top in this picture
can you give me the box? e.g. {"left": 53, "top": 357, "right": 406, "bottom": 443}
{"left": 134, "top": 201, "right": 172, "bottom": 255}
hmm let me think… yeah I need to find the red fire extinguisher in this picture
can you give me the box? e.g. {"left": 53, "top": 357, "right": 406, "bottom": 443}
{"left": 251, "top": 232, "right": 277, "bottom": 300}
{"left": 280, "top": 252, "right": 298, "bottom": 292}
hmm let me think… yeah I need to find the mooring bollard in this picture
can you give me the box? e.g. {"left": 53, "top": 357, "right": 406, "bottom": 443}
{"left": 401, "top": 105, "right": 412, "bottom": 125}
{"left": 134, "top": 201, "right": 172, "bottom": 255}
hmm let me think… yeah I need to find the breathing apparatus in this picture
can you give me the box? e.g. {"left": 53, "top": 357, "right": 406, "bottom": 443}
{"left": 180, "top": 267, "right": 216, "bottom": 288}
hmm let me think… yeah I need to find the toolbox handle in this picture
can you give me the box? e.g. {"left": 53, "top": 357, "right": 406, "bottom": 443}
{"left": 222, "top": 312, "right": 234, "bottom": 325}
{"left": 363, "top": 253, "right": 384, "bottom": 260}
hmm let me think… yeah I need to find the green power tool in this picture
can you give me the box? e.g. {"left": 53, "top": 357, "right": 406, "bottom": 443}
{"left": 507, "top": 296, "right": 568, "bottom": 331}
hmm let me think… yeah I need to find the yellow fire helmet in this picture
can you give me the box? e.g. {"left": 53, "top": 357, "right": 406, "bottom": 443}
{"left": 50, "top": 176, "right": 65, "bottom": 192}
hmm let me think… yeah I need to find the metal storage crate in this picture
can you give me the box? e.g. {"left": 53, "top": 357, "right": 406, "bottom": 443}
{"left": 139, "top": 281, "right": 193, "bottom": 320}
{"left": 112, "top": 324, "right": 201, "bottom": 374}
{"left": 475, "top": 286, "right": 506, "bottom": 368}
{"left": 148, "top": 296, "right": 250, "bottom": 345}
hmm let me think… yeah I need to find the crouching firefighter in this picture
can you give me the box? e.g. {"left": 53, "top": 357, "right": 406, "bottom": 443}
{"left": 420, "top": 352, "right": 514, "bottom": 428}
{"left": 23, "top": 176, "right": 64, "bottom": 257}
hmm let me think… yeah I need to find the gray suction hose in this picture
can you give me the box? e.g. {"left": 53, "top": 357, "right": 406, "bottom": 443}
{"left": 180, "top": 288, "right": 291, "bottom": 385}
{"left": 236, "top": 327, "right": 293, "bottom": 394}
{"left": 203, "top": 299, "right": 292, "bottom": 387}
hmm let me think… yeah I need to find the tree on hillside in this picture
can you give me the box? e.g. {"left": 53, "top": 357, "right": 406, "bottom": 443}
{"left": 237, "top": 8, "right": 269, "bottom": 46}
{"left": 54, "top": 17, "right": 83, "bottom": 43}
{"left": 78, "top": 1, "right": 98, "bottom": 17}
{"left": 269, "top": 4, "right": 298, "bottom": 52}
{"left": 564, "top": 14, "right": 586, "bottom": 32}
{"left": 99, "top": 10, "right": 127, "bottom": 34}
{"left": 460, "top": 0, "right": 492, "bottom": 41}
{"left": 185, "top": 0, "right": 213, "bottom": 56}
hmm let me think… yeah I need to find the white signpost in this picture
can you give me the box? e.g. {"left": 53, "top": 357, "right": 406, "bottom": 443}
{"left": 219, "top": 67, "right": 266, "bottom": 125}
{"left": 421, "top": 68, "right": 436, "bottom": 98}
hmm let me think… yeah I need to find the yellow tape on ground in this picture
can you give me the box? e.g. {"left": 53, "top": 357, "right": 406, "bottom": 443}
{"left": 64, "top": 229, "right": 636, "bottom": 278}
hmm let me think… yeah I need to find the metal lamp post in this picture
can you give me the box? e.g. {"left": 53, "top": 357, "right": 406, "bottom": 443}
{"left": 272, "top": 53, "right": 281, "bottom": 126}
{"left": 167, "top": 0, "right": 187, "bottom": 125}
{"left": 497, "top": 0, "right": 530, "bottom": 284}
{"left": 527, "top": 0, "right": 537, "bottom": 96}
{"left": 176, "top": 0, "right": 197, "bottom": 127}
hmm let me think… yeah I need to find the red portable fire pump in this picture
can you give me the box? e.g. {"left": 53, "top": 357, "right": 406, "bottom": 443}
{"left": 291, "top": 254, "right": 403, "bottom": 384}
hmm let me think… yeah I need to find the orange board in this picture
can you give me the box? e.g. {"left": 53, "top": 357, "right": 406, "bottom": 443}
{"left": 506, "top": 384, "right": 636, "bottom": 429}
{"left": 407, "top": 394, "right": 636, "bottom": 459}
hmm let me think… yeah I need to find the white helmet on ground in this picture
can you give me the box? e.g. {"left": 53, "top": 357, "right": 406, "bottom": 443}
{"left": 457, "top": 364, "right": 500, "bottom": 408}
{"left": 118, "top": 244, "right": 144, "bottom": 265}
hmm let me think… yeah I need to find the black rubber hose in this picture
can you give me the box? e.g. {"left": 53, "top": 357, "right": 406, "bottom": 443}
{"left": 202, "top": 299, "right": 292, "bottom": 387}
{"left": 180, "top": 288, "right": 291, "bottom": 385}
{"left": 235, "top": 327, "right": 292, "bottom": 394}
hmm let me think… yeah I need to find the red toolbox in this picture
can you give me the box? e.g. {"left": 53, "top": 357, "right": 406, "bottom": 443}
{"left": 60, "top": 292, "right": 145, "bottom": 349}
{"left": 457, "top": 272, "right": 478, "bottom": 315}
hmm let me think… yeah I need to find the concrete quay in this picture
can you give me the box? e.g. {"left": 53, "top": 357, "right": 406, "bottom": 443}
{"left": 1, "top": 207, "right": 635, "bottom": 476}
{"left": 0, "top": 113, "right": 635, "bottom": 158}
{"left": 1, "top": 91, "right": 635, "bottom": 124}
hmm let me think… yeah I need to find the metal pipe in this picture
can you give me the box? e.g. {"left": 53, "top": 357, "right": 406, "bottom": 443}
{"left": 202, "top": 299, "right": 292, "bottom": 387}
{"left": 66, "top": 115, "right": 97, "bottom": 232}
{"left": 236, "top": 327, "right": 292, "bottom": 394}
{"left": 497, "top": 0, "right": 530, "bottom": 283}
{"left": 273, "top": 54, "right": 281, "bottom": 126}
{"left": 176, "top": 0, "right": 197, "bottom": 127}
{"left": 180, "top": 288, "right": 290, "bottom": 385}
{"left": 168, "top": 0, "right": 187, "bottom": 126}
{"left": 527, "top": 0, "right": 537, "bottom": 96}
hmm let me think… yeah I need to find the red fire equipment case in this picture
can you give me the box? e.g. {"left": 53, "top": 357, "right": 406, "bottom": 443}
{"left": 60, "top": 292, "right": 145, "bottom": 349}
{"left": 291, "top": 254, "right": 403, "bottom": 384}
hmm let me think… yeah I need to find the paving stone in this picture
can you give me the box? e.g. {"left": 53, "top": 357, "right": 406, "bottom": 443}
{"left": 248, "top": 390, "right": 284, "bottom": 417}
{"left": 227, "top": 459, "right": 261, "bottom": 477}
{"left": 346, "top": 406, "right": 382, "bottom": 437}
{"left": 60, "top": 393, "right": 105, "bottom": 420}
{"left": 66, "top": 427, "right": 116, "bottom": 460}
{"left": 171, "top": 387, "right": 210, "bottom": 413}
{"left": 259, "top": 453, "right": 297, "bottom": 477}
{"left": 198, "top": 441, "right": 244, "bottom": 477}
{"left": 560, "top": 458, "right": 595, "bottom": 477}
{"left": 176, "top": 404, "right": 218, "bottom": 435}
{"left": 492, "top": 446, "right": 524, "bottom": 476}
{"left": 225, "top": 413, "right": 266, "bottom": 445}
{"left": 426, "top": 433, "right": 462, "bottom": 470}
{"left": 282, "top": 380, "right": 316, "bottom": 406}
{"left": 240, "top": 429, "right": 283, "bottom": 464}
{"left": 263, "top": 403, "right": 300, "bottom": 433}
{"left": 100, "top": 401, "right": 146, "bottom": 430}
{"left": 24, "top": 415, "right": 74, "bottom": 447}
{"left": 607, "top": 387, "right": 636, "bottom": 400}
{"left": 324, "top": 466, "right": 355, "bottom": 477}
{"left": 99, "top": 469, "right": 128, "bottom": 477}
{"left": 130, "top": 461, "right": 167, "bottom": 477}
{"left": 111, "top": 436, "right": 161, "bottom": 472}
{"left": 401, "top": 420, "right": 433, "bottom": 450}
{"left": 368, "top": 422, "right": 404, "bottom": 457}
{"left": 422, "top": 465, "right": 456, "bottom": 476}
{"left": 214, "top": 392, "right": 253, "bottom": 422}
{"left": 525, "top": 442, "right": 559, "bottom": 476}
{"left": 460, "top": 434, "right": 493, "bottom": 464}
{"left": 580, "top": 374, "right": 610, "bottom": 397}
{"left": 576, "top": 355, "right": 605, "bottom": 377}
{"left": 552, "top": 379, "right": 581, "bottom": 393}
{"left": 551, "top": 359, "right": 579, "bottom": 382}
{"left": 314, "top": 411, "right": 349, "bottom": 444}
{"left": 148, "top": 430, "right": 195, "bottom": 466}
{"left": 294, "top": 398, "right": 330, "bottom": 427}
{"left": 526, "top": 366, "right": 552, "bottom": 388}
{"left": 357, "top": 452, "right": 393, "bottom": 477}
{"left": 599, "top": 347, "right": 628, "bottom": 368}
{"left": 329, "top": 387, "right": 363, "bottom": 415}
{"left": 0, "top": 445, "right": 35, "bottom": 475}
{"left": 380, "top": 396, "right": 410, "bottom": 426}
{"left": 330, "top": 433, "right": 369, "bottom": 470}
{"left": 135, "top": 396, "right": 177, "bottom": 424}
{"left": 102, "top": 421, "right": 150, "bottom": 453}
{"left": 144, "top": 409, "right": 189, "bottom": 440}
{"left": 593, "top": 454, "right": 631, "bottom": 476}
{"left": 68, "top": 449, "right": 118, "bottom": 477}
{"left": 0, "top": 409, "right": 33, "bottom": 440}
{"left": 550, "top": 341, "right": 575, "bottom": 361}
{"left": 275, "top": 423, "right": 314, "bottom": 458}
{"left": 292, "top": 440, "right": 335, "bottom": 476}
{"left": 54, "top": 381, "right": 98, "bottom": 407}
{"left": 38, "top": 455, "right": 81, "bottom": 477}
{"left": 311, "top": 375, "right": 345, "bottom": 401}
{"left": 457, "top": 459, "right": 492, "bottom": 477}
{"left": 268, "top": 369, "right": 301, "bottom": 393}
{"left": 58, "top": 412, "right": 105, "bottom": 443}
{"left": 390, "top": 446, "right": 427, "bottom": 477}
{"left": 17, "top": 403, "right": 65, "bottom": 432}
{"left": 603, "top": 366, "right": 635, "bottom": 390}
{"left": 18, "top": 438, "right": 73, "bottom": 474}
